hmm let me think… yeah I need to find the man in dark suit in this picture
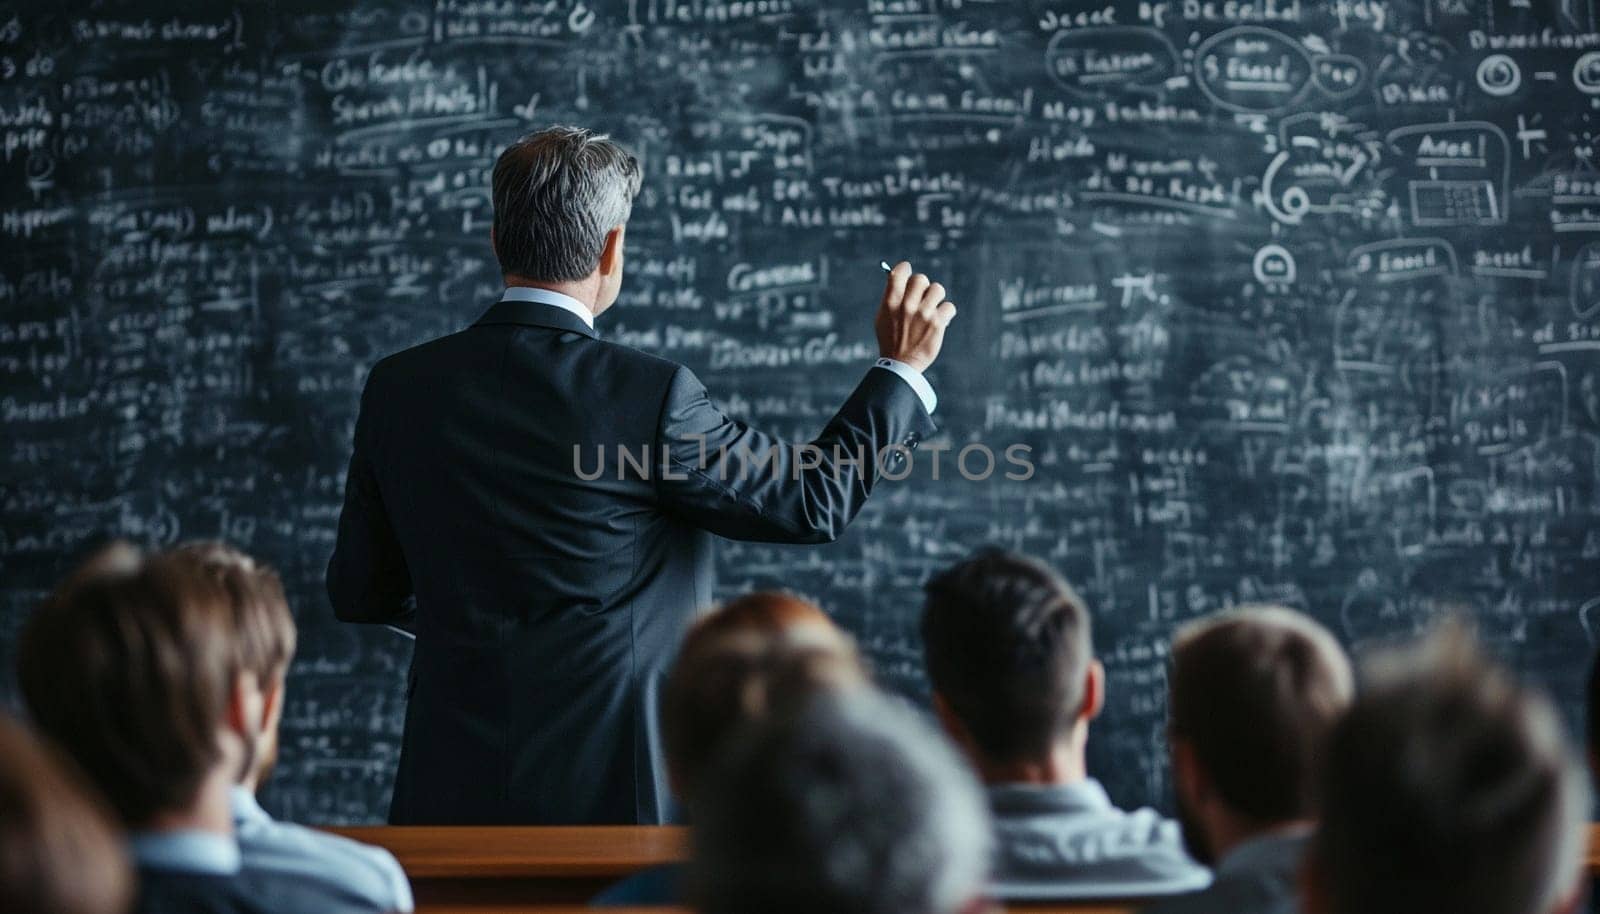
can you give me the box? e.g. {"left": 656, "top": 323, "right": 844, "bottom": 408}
{"left": 327, "top": 125, "right": 958, "bottom": 825}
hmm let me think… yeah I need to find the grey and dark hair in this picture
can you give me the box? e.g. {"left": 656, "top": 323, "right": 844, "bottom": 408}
{"left": 491, "top": 125, "right": 641, "bottom": 282}
{"left": 1312, "top": 621, "right": 1591, "bottom": 914}
{"left": 690, "top": 690, "right": 991, "bottom": 914}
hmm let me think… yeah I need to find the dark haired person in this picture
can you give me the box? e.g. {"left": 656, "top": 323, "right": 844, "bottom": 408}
{"left": 0, "top": 712, "right": 132, "bottom": 914}
{"left": 169, "top": 543, "right": 413, "bottom": 913}
{"left": 329, "top": 124, "right": 959, "bottom": 824}
{"left": 691, "top": 690, "right": 992, "bottom": 914}
{"left": 1303, "top": 624, "right": 1589, "bottom": 914}
{"left": 18, "top": 544, "right": 273, "bottom": 913}
{"left": 920, "top": 548, "right": 1209, "bottom": 900}
{"left": 1143, "top": 607, "right": 1353, "bottom": 914}
{"left": 594, "top": 591, "right": 869, "bottom": 905}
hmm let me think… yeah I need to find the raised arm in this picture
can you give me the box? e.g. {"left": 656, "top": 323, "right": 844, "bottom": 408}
{"left": 653, "top": 263, "right": 956, "bottom": 543}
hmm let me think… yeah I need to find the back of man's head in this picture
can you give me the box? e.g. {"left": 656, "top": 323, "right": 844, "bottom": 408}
{"left": 164, "top": 542, "right": 295, "bottom": 789}
{"left": 691, "top": 690, "right": 991, "bottom": 914}
{"left": 0, "top": 712, "right": 131, "bottom": 914}
{"left": 166, "top": 541, "right": 296, "bottom": 685}
{"left": 921, "top": 547, "right": 1093, "bottom": 765}
{"left": 662, "top": 591, "right": 867, "bottom": 803}
{"left": 491, "top": 125, "right": 641, "bottom": 282}
{"left": 1308, "top": 622, "right": 1589, "bottom": 914}
{"left": 1168, "top": 606, "right": 1353, "bottom": 859}
{"left": 18, "top": 542, "right": 246, "bottom": 828}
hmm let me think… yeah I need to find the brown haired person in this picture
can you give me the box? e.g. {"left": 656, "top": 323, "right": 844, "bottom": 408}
{"left": 1303, "top": 624, "right": 1590, "bottom": 914}
{"left": 1143, "top": 607, "right": 1353, "bottom": 914}
{"left": 167, "top": 543, "right": 412, "bottom": 913}
{"left": 329, "top": 124, "right": 957, "bottom": 824}
{"left": 0, "top": 712, "right": 131, "bottom": 914}
{"left": 18, "top": 544, "right": 370, "bottom": 914}
{"left": 921, "top": 548, "right": 1209, "bottom": 900}
{"left": 593, "top": 591, "right": 869, "bottom": 905}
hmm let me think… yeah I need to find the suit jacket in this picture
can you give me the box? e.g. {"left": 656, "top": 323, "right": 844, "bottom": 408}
{"left": 133, "top": 869, "right": 273, "bottom": 914}
{"left": 328, "top": 296, "right": 936, "bottom": 824}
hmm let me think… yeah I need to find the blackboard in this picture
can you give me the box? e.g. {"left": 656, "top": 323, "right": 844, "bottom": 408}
{"left": 4, "top": 0, "right": 1600, "bottom": 823}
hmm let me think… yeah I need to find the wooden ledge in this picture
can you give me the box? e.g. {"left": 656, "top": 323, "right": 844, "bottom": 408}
{"left": 324, "top": 826, "right": 689, "bottom": 879}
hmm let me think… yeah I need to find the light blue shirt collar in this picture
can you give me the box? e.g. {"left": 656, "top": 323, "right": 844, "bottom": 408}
{"left": 500, "top": 286, "right": 594, "bottom": 329}
{"left": 228, "top": 785, "right": 270, "bottom": 826}
{"left": 130, "top": 829, "right": 241, "bottom": 875}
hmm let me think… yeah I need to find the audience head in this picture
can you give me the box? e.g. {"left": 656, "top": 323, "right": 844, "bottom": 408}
{"left": 1166, "top": 606, "right": 1354, "bottom": 864}
{"left": 164, "top": 542, "right": 297, "bottom": 791}
{"left": 662, "top": 591, "right": 867, "bottom": 803}
{"left": 491, "top": 125, "right": 641, "bottom": 310}
{"left": 921, "top": 547, "right": 1100, "bottom": 779}
{"left": 691, "top": 690, "right": 992, "bottom": 914}
{"left": 0, "top": 712, "right": 131, "bottom": 914}
{"left": 1304, "top": 621, "right": 1590, "bottom": 914}
{"left": 18, "top": 541, "right": 255, "bottom": 829}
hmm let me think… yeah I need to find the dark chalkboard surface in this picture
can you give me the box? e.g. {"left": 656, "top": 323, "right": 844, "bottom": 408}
{"left": 4, "top": 0, "right": 1600, "bottom": 822}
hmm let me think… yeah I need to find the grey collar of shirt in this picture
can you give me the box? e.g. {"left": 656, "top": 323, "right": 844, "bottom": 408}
{"left": 500, "top": 286, "right": 595, "bottom": 328}
{"left": 129, "top": 829, "right": 242, "bottom": 875}
{"left": 985, "top": 778, "right": 1114, "bottom": 815}
{"left": 1215, "top": 825, "right": 1312, "bottom": 880}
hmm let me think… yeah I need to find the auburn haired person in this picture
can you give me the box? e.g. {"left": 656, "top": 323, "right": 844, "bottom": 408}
{"left": 595, "top": 591, "right": 869, "bottom": 906}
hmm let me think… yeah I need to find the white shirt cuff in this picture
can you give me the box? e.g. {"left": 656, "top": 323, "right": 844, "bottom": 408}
{"left": 873, "top": 358, "right": 937, "bottom": 414}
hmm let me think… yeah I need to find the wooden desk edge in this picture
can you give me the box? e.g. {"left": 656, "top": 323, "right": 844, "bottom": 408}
{"left": 323, "top": 826, "right": 689, "bottom": 878}
{"left": 327, "top": 822, "right": 1600, "bottom": 879}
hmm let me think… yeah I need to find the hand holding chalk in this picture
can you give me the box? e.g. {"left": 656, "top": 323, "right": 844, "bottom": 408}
{"left": 875, "top": 260, "right": 957, "bottom": 373}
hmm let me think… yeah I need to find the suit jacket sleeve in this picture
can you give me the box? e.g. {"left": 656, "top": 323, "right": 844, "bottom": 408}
{"left": 653, "top": 364, "right": 938, "bottom": 544}
{"left": 327, "top": 376, "right": 414, "bottom": 625}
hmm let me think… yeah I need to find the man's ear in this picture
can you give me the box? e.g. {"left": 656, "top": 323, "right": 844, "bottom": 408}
{"left": 227, "top": 672, "right": 263, "bottom": 743}
{"left": 1171, "top": 735, "right": 1204, "bottom": 804}
{"left": 489, "top": 225, "right": 498, "bottom": 261}
{"left": 1081, "top": 659, "right": 1105, "bottom": 722}
{"left": 598, "top": 225, "right": 626, "bottom": 276}
{"left": 260, "top": 671, "right": 286, "bottom": 733}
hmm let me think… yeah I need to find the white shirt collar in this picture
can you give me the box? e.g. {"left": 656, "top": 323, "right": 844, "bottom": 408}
{"left": 500, "top": 286, "right": 595, "bottom": 329}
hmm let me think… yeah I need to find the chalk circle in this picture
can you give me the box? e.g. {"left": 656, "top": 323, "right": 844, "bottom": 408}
{"left": 1572, "top": 241, "right": 1600, "bottom": 319}
{"left": 1280, "top": 185, "right": 1310, "bottom": 220}
{"left": 1253, "top": 244, "right": 1296, "bottom": 285}
{"left": 1576, "top": 52, "right": 1600, "bottom": 95}
{"left": 1475, "top": 54, "right": 1521, "bottom": 96}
